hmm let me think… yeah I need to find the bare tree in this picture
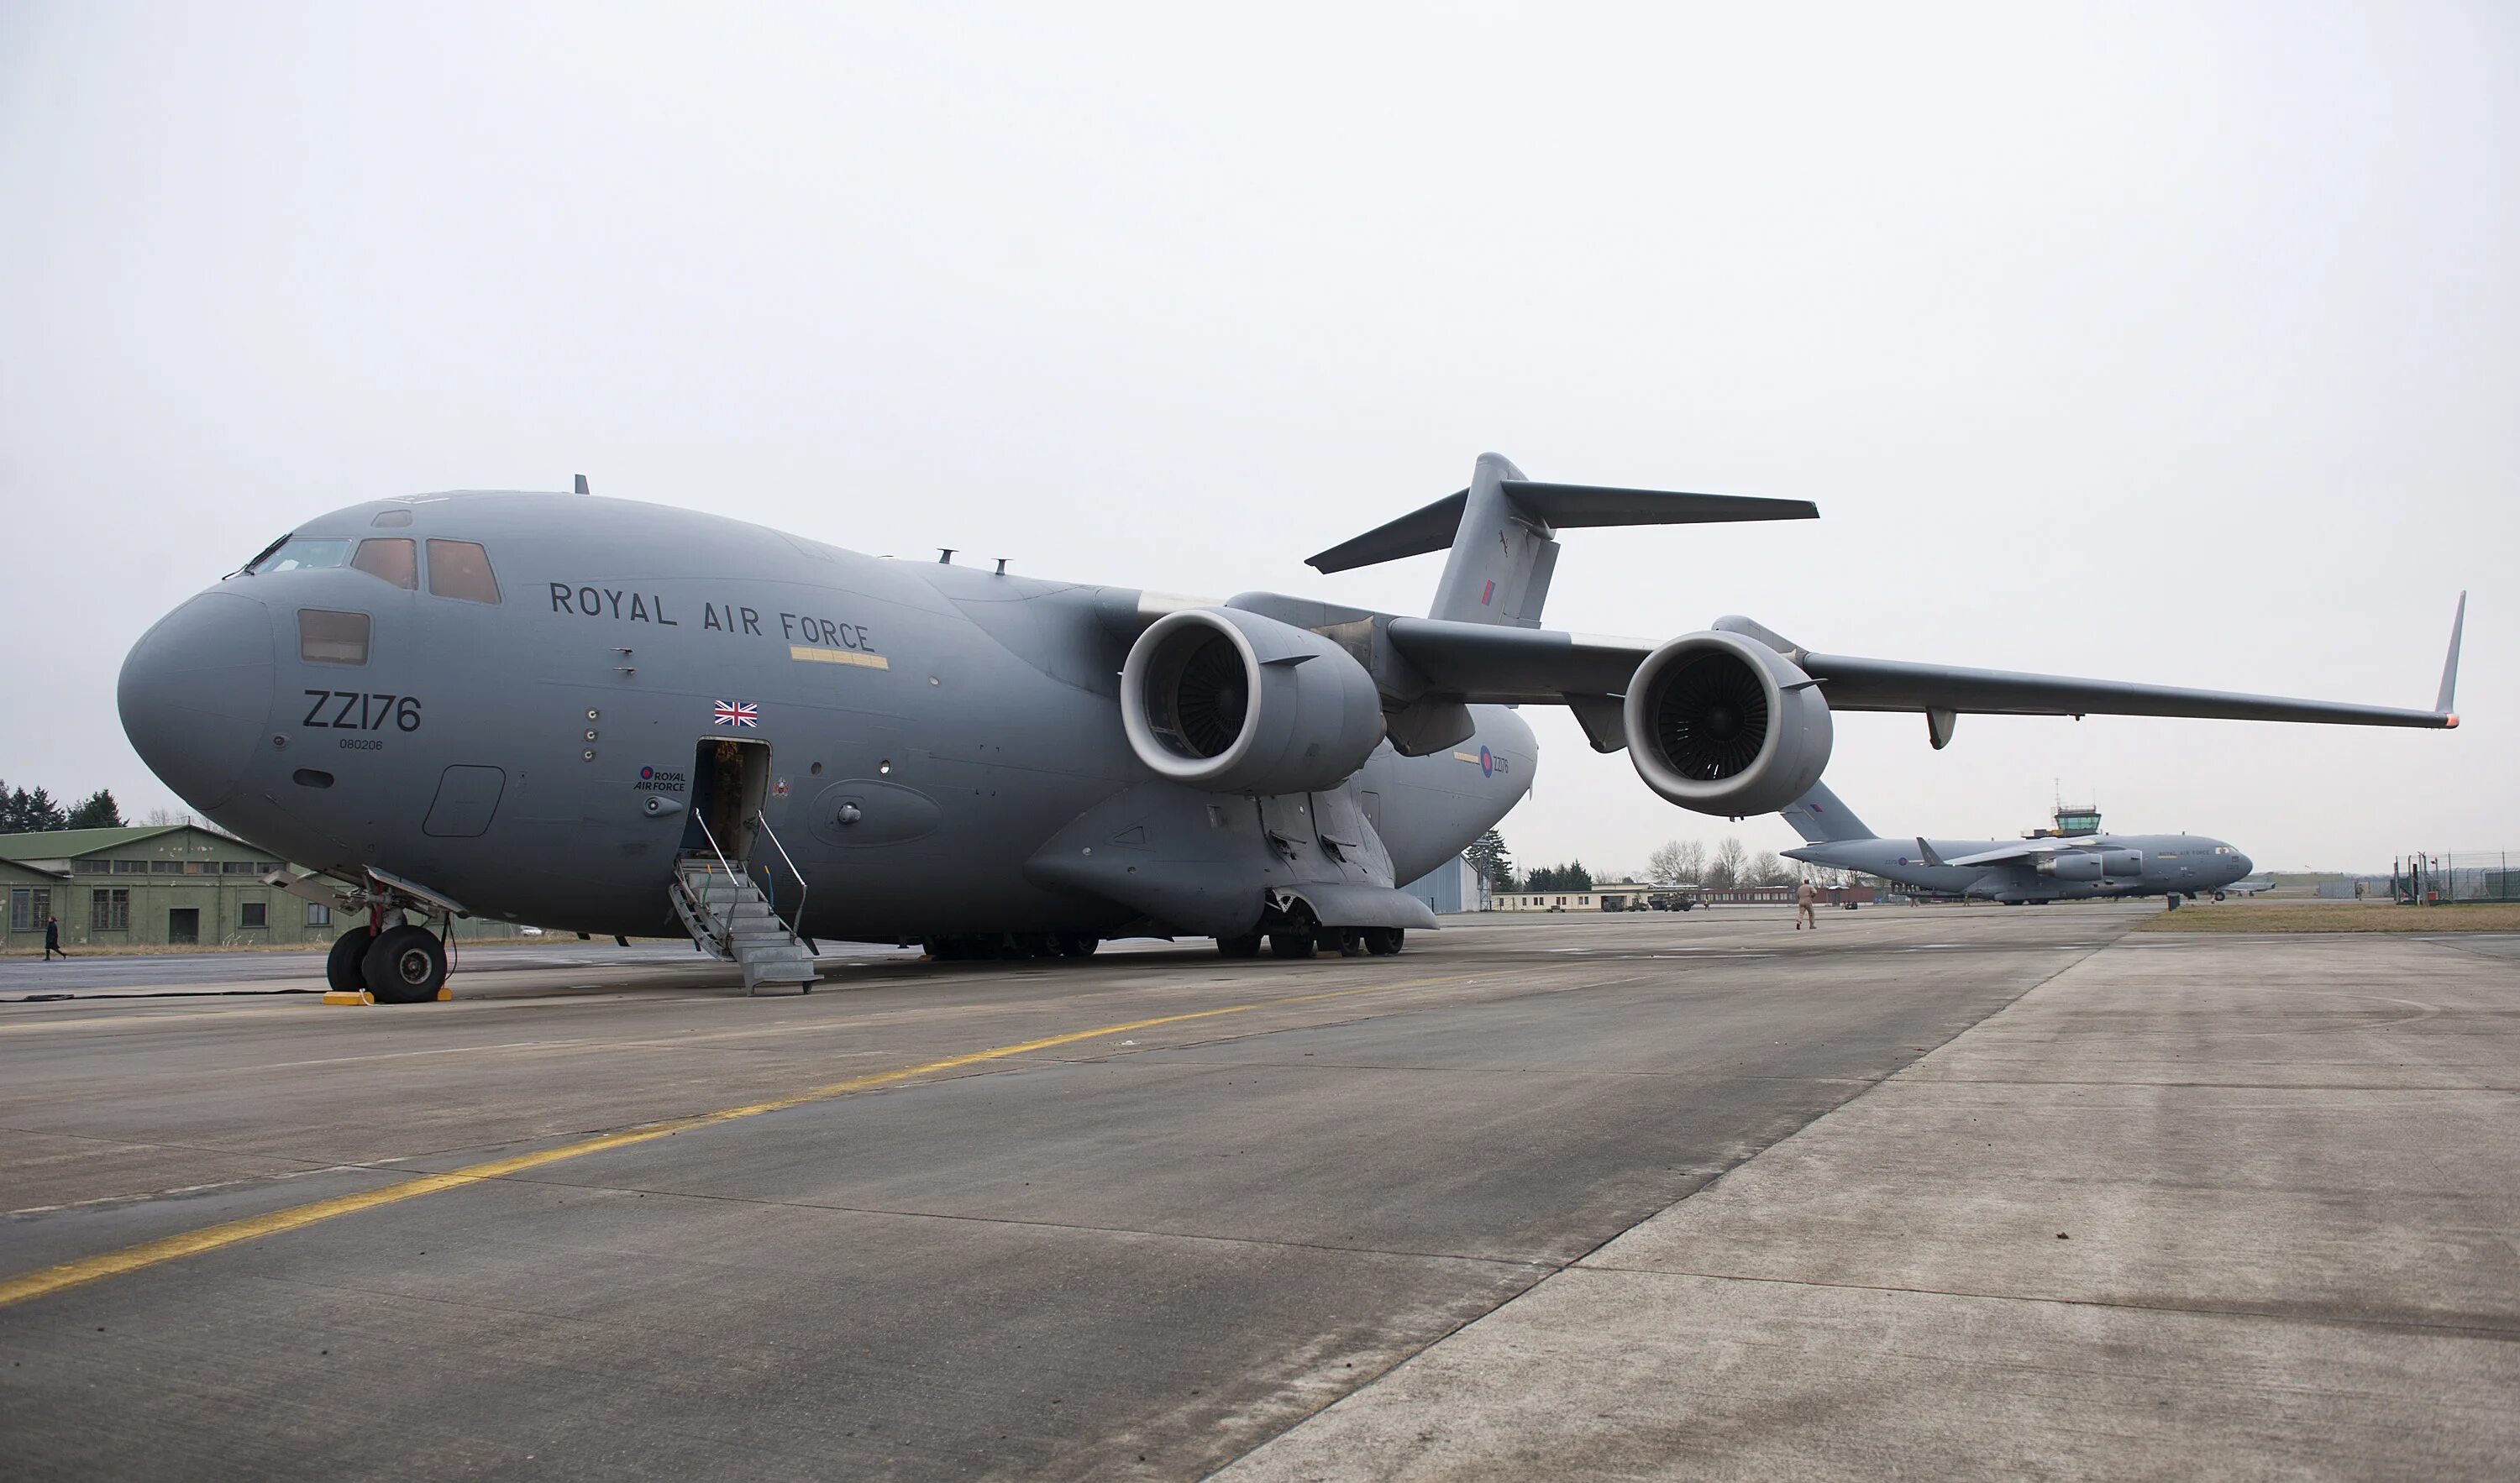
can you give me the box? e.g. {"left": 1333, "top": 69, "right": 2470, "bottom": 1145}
{"left": 1646, "top": 840, "right": 1705, "bottom": 886}
{"left": 1748, "top": 849, "right": 1789, "bottom": 886}
{"left": 1708, "top": 836, "right": 1747, "bottom": 888}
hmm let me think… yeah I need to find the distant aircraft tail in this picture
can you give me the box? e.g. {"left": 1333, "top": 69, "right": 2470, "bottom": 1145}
{"left": 1779, "top": 779, "right": 1875, "bottom": 844}
{"left": 1305, "top": 453, "right": 1817, "bottom": 628}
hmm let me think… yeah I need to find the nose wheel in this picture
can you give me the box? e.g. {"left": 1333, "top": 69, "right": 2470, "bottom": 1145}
{"left": 364, "top": 925, "right": 449, "bottom": 1003}
{"left": 328, "top": 922, "right": 449, "bottom": 1003}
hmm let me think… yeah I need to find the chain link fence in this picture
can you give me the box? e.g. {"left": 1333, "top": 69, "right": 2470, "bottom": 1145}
{"left": 2391, "top": 852, "right": 2519, "bottom": 904}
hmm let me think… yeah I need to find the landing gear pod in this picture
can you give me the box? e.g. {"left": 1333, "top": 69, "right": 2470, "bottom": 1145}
{"left": 1121, "top": 609, "right": 1385, "bottom": 795}
{"left": 1623, "top": 630, "right": 1833, "bottom": 817}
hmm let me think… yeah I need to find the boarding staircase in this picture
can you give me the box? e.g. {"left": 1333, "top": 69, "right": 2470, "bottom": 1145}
{"left": 669, "top": 816, "right": 817, "bottom": 995}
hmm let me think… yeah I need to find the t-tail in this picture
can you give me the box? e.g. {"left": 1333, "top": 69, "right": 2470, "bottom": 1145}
{"left": 1305, "top": 453, "right": 1817, "bottom": 627}
{"left": 1779, "top": 779, "right": 1876, "bottom": 845}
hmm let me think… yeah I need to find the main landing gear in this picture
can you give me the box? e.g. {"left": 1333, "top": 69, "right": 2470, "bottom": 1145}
{"left": 1217, "top": 914, "right": 1406, "bottom": 961}
{"left": 922, "top": 932, "right": 1101, "bottom": 962}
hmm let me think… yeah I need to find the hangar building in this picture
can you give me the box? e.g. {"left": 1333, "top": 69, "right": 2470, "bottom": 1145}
{"left": 2, "top": 825, "right": 520, "bottom": 951}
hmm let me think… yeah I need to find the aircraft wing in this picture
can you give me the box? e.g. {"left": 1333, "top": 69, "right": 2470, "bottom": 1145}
{"left": 1940, "top": 838, "right": 2100, "bottom": 868}
{"left": 1381, "top": 592, "right": 2463, "bottom": 730}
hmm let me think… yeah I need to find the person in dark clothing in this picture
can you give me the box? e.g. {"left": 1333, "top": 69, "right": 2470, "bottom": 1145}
{"left": 43, "top": 914, "right": 66, "bottom": 961}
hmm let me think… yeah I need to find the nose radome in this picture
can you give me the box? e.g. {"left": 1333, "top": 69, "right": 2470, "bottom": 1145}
{"left": 120, "top": 590, "right": 275, "bottom": 811}
{"left": 2234, "top": 853, "right": 2254, "bottom": 876}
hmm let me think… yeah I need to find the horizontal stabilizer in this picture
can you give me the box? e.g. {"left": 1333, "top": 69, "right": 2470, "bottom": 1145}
{"left": 1307, "top": 480, "right": 1817, "bottom": 574}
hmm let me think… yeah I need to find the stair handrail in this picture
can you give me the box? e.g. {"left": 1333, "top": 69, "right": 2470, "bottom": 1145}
{"left": 749, "top": 812, "right": 810, "bottom": 948}
{"left": 686, "top": 812, "right": 743, "bottom": 952}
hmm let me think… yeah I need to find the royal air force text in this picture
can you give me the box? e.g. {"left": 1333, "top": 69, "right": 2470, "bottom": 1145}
{"left": 546, "top": 584, "right": 874, "bottom": 652}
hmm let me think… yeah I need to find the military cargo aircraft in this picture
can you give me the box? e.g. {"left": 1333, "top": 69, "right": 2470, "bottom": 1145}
{"left": 118, "top": 455, "right": 2463, "bottom": 1000}
{"left": 1780, "top": 783, "right": 2258, "bottom": 905}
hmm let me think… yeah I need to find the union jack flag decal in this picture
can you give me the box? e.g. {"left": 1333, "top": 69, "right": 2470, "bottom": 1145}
{"left": 712, "top": 700, "right": 759, "bottom": 729}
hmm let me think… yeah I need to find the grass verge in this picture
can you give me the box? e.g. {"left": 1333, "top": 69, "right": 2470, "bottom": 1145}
{"left": 2134, "top": 902, "right": 2520, "bottom": 934}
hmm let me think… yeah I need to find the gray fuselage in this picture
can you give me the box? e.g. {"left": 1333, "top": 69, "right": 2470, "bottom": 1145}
{"left": 118, "top": 493, "right": 1535, "bottom": 941}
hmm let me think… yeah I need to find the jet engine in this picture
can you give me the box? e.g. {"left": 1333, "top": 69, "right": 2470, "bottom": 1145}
{"left": 2040, "top": 850, "right": 2143, "bottom": 881}
{"left": 1121, "top": 608, "right": 1386, "bottom": 795}
{"left": 1622, "top": 631, "right": 1833, "bottom": 816}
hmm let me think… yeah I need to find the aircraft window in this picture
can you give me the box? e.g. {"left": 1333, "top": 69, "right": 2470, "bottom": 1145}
{"left": 249, "top": 537, "right": 349, "bottom": 574}
{"left": 426, "top": 540, "right": 501, "bottom": 604}
{"left": 371, "top": 509, "right": 413, "bottom": 527}
{"left": 298, "top": 609, "right": 370, "bottom": 665}
{"left": 351, "top": 538, "right": 417, "bottom": 590}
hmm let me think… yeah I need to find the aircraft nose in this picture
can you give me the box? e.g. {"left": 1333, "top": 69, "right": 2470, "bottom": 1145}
{"left": 2234, "top": 853, "right": 2254, "bottom": 876}
{"left": 119, "top": 590, "right": 276, "bottom": 810}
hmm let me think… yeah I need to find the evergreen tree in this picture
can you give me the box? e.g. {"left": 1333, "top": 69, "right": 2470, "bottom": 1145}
{"left": 65, "top": 790, "right": 125, "bottom": 830}
{"left": 0, "top": 784, "right": 68, "bottom": 833}
{"left": 1525, "top": 861, "right": 1596, "bottom": 893}
{"left": 1463, "top": 828, "right": 1515, "bottom": 891}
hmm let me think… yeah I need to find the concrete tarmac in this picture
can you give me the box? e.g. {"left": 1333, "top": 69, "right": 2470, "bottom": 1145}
{"left": 2, "top": 907, "right": 2511, "bottom": 1478}
{"left": 0, "top": 941, "right": 920, "bottom": 1000}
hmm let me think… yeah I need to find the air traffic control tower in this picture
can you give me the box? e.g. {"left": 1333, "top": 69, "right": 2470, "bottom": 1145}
{"left": 2026, "top": 803, "right": 2104, "bottom": 839}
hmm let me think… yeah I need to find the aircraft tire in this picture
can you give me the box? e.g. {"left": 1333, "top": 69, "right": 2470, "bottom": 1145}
{"left": 1056, "top": 934, "right": 1100, "bottom": 957}
{"left": 325, "top": 928, "right": 371, "bottom": 993}
{"left": 1215, "top": 934, "right": 1262, "bottom": 959}
{"left": 1363, "top": 927, "right": 1404, "bottom": 956}
{"left": 362, "top": 925, "right": 447, "bottom": 1004}
{"left": 1336, "top": 930, "right": 1368, "bottom": 958}
{"left": 1268, "top": 930, "right": 1318, "bottom": 960}
{"left": 2213, "top": 891, "right": 2226, "bottom": 902}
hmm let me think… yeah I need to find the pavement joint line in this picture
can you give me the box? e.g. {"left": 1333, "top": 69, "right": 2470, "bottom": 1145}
{"left": 1557, "top": 1265, "right": 2520, "bottom": 1343}
{"left": 0, "top": 972, "right": 1473, "bottom": 1311}
{"left": 1890, "top": 1077, "right": 2520, "bottom": 1091}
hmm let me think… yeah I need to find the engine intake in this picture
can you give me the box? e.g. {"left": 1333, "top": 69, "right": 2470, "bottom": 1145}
{"left": 1121, "top": 609, "right": 1385, "bottom": 795}
{"left": 1623, "top": 631, "right": 1833, "bottom": 816}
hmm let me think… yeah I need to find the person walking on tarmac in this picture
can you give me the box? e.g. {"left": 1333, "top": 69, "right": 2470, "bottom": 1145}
{"left": 43, "top": 914, "right": 66, "bottom": 961}
{"left": 1794, "top": 878, "right": 1819, "bottom": 931}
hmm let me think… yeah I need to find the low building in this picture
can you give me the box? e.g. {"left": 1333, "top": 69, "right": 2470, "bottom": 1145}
{"left": 2, "top": 825, "right": 523, "bottom": 951}
{"left": 1494, "top": 887, "right": 1604, "bottom": 911}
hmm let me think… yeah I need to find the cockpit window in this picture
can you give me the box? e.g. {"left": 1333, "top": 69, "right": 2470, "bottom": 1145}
{"left": 351, "top": 538, "right": 417, "bottom": 590}
{"left": 298, "top": 609, "right": 370, "bottom": 665}
{"left": 426, "top": 540, "right": 501, "bottom": 604}
{"left": 249, "top": 537, "right": 350, "bottom": 574}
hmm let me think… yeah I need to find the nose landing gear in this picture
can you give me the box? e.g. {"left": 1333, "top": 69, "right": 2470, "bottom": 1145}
{"left": 325, "top": 920, "right": 451, "bottom": 1003}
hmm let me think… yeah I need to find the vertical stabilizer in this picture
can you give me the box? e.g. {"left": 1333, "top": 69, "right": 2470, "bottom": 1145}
{"left": 1779, "top": 778, "right": 1875, "bottom": 844}
{"left": 1429, "top": 453, "right": 1557, "bottom": 627}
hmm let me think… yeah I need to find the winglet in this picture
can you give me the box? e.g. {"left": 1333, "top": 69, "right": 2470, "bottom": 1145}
{"left": 2436, "top": 590, "right": 2465, "bottom": 716}
{"left": 1914, "top": 836, "right": 1945, "bottom": 867}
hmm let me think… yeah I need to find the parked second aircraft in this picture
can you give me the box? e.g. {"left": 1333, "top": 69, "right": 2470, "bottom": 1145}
{"left": 1782, "top": 783, "right": 2255, "bottom": 904}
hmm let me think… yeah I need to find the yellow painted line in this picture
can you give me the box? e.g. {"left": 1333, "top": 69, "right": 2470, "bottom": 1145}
{"left": 0, "top": 973, "right": 1465, "bottom": 1310}
{"left": 790, "top": 645, "right": 889, "bottom": 668}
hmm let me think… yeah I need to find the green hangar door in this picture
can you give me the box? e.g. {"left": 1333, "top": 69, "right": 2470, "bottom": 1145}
{"left": 423, "top": 766, "right": 507, "bottom": 838}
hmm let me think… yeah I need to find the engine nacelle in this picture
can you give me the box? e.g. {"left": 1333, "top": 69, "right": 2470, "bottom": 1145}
{"left": 2040, "top": 849, "right": 2140, "bottom": 882}
{"left": 1622, "top": 631, "right": 1833, "bottom": 816}
{"left": 1121, "top": 608, "right": 1386, "bottom": 795}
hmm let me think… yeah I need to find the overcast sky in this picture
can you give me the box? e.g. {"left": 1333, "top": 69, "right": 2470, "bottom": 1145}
{"left": 3, "top": 3, "right": 2512, "bottom": 874}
